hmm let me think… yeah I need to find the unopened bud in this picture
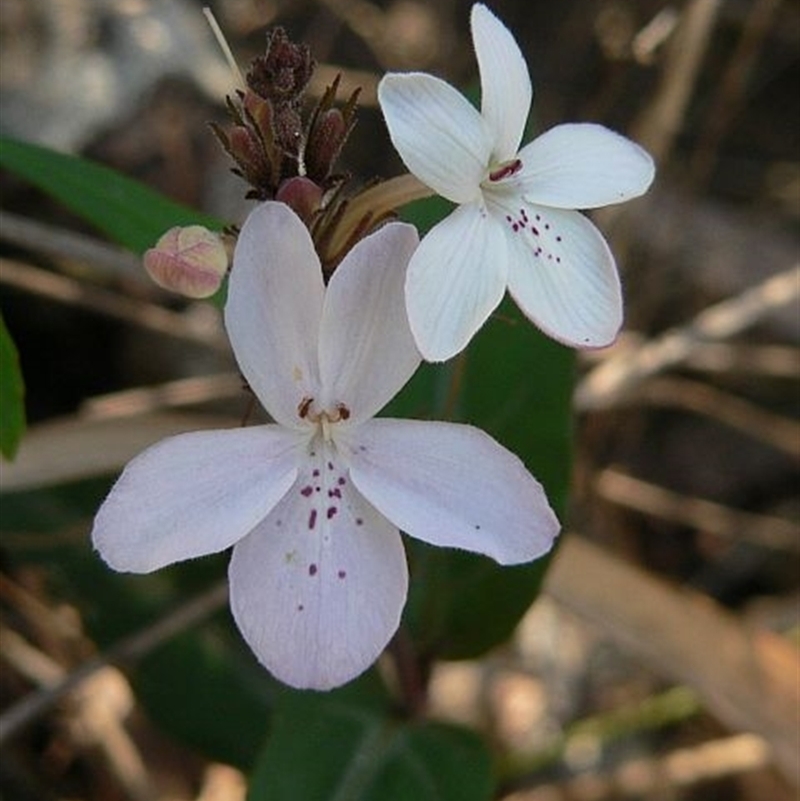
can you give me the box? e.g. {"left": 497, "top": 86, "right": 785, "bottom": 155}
{"left": 144, "top": 226, "right": 228, "bottom": 298}
{"left": 275, "top": 176, "right": 323, "bottom": 223}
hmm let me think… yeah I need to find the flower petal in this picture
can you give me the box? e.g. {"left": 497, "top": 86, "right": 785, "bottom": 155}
{"left": 225, "top": 202, "right": 324, "bottom": 428}
{"left": 405, "top": 203, "right": 508, "bottom": 362}
{"left": 319, "top": 222, "right": 420, "bottom": 423}
{"left": 515, "top": 123, "right": 655, "bottom": 209}
{"left": 229, "top": 450, "right": 407, "bottom": 690}
{"left": 92, "top": 426, "right": 303, "bottom": 573}
{"left": 343, "top": 419, "right": 559, "bottom": 565}
{"left": 495, "top": 202, "right": 623, "bottom": 348}
{"left": 472, "top": 3, "right": 532, "bottom": 162}
{"left": 378, "top": 73, "right": 491, "bottom": 203}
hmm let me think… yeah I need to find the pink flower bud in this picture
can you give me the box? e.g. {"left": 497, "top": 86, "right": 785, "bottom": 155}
{"left": 275, "top": 176, "right": 323, "bottom": 223}
{"left": 144, "top": 226, "right": 228, "bottom": 298}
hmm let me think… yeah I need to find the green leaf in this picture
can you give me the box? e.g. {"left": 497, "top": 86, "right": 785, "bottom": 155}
{"left": 0, "top": 312, "right": 26, "bottom": 459}
{"left": 0, "top": 136, "right": 222, "bottom": 254}
{"left": 247, "top": 691, "right": 493, "bottom": 801}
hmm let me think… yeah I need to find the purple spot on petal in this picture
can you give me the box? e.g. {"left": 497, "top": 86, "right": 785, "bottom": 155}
{"left": 327, "top": 461, "right": 334, "bottom": 470}
{"left": 327, "top": 506, "right": 338, "bottom": 519}
{"left": 309, "top": 563, "right": 318, "bottom": 576}
{"left": 338, "top": 570, "right": 346, "bottom": 579}
{"left": 297, "top": 604, "right": 304, "bottom": 611}
{"left": 556, "top": 235, "right": 562, "bottom": 242}
{"left": 329, "top": 488, "right": 342, "bottom": 499}
{"left": 300, "top": 485, "right": 313, "bottom": 497}
{"left": 337, "top": 476, "right": 346, "bottom": 486}
{"left": 308, "top": 509, "right": 317, "bottom": 530}
{"left": 312, "top": 469, "right": 320, "bottom": 477}
{"left": 355, "top": 518, "right": 363, "bottom": 526}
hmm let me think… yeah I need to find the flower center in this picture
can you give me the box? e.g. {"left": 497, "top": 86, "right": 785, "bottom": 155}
{"left": 487, "top": 158, "right": 522, "bottom": 183}
{"left": 297, "top": 397, "right": 351, "bottom": 442}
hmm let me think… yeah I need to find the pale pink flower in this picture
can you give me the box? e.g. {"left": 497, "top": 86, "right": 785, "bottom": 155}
{"left": 93, "top": 202, "right": 559, "bottom": 690}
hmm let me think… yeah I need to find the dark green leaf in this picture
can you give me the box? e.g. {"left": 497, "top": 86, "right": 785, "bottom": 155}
{"left": 248, "top": 691, "right": 493, "bottom": 801}
{"left": 0, "top": 312, "right": 26, "bottom": 459}
{"left": 0, "top": 136, "right": 222, "bottom": 254}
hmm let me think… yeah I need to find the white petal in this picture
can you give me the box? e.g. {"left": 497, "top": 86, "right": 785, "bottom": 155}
{"left": 91, "top": 426, "right": 303, "bottom": 573}
{"left": 225, "top": 202, "right": 324, "bottom": 429}
{"left": 229, "top": 448, "right": 407, "bottom": 690}
{"left": 378, "top": 73, "right": 491, "bottom": 203}
{"left": 472, "top": 3, "right": 532, "bottom": 162}
{"left": 515, "top": 124, "right": 655, "bottom": 209}
{"left": 319, "top": 222, "right": 421, "bottom": 423}
{"left": 343, "top": 419, "right": 559, "bottom": 565}
{"left": 495, "top": 202, "right": 623, "bottom": 348}
{"left": 405, "top": 203, "right": 508, "bottom": 362}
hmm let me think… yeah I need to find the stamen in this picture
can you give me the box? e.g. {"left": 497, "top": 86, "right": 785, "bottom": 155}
{"left": 488, "top": 159, "right": 522, "bottom": 182}
{"left": 298, "top": 396, "right": 313, "bottom": 419}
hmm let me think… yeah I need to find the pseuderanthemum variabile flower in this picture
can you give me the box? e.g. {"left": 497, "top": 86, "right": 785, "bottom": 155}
{"left": 92, "top": 202, "right": 560, "bottom": 690}
{"left": 378, "top": 3, "right": 656, "bottom": 362}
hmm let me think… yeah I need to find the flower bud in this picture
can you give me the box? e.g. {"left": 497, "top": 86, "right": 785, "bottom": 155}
{"left": 275, "top": 176, "right": 323, "bottom": 223}
{"left": 144, "top": 226, "right": 228, "bottom": 298}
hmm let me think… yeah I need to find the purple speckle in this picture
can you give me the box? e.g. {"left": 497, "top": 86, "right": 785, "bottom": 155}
{"left": 555, "top": 235, "right": 562, "bottom": 242}
{"left": 337, "top": 476, "right": 346, "bottom": 486}
{"left": 312, "top": 469, "right": 320, "bottom": 477}
{"left": 355, "top": 517, "right": 364, "bottom": 526}
{"left": 308, "top": 509, "right": 317, "bottom": 530}
{"left": 327, "top": 461, "right": 334, "bottom": 471}
{"left": 327, "top": 506, "right": 338, "bottom": 519}
{"left": 337, "top": 570, "right": 347, "bottom": 580}
{"left": 531, "top": 225, "right": 539, "bottom": 236}
{"left": 328, "top": 487, "right": 342, "bottom": 499}
{"left": 297, "top": 604, "right": 304, "bottom": 611}
{"left": 309, "top": 563, "right": 318, "bottom": 576}
{"left": 300, "top": 485, "right": 313, "bottom": 497}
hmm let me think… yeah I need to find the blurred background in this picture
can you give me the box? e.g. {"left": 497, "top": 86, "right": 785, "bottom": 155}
{"left": 0, "top": 0, "right": 798, "bottom": 799}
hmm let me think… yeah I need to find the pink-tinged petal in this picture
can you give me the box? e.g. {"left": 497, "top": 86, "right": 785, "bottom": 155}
{"left": 472, "top": 4, "right": 532, "bottom": 162}
{"left": 225, "top": 202, "right": 324, "bottom": 429}
{"left": 343, "top": 419, "right": 559, "bottom": 565}
{"left": 229, "top": 449, "right": 407, "bottom": 690}
{"left": 319, "top": 222, "right": 420, "bottom": 423}
{"left": 514, "top": 124, "right": 655, "bottom": 209}
{"left": 495, "top": 202, "right": 623, "bottom": 348}
{"left": 378, "top": 73, "right": 491, "bottom": 204}
{"left": 405, "top": 203, "right": 508, "bottom": 362}
{"left": 91, "top": 426, "right": 304, "bottom": 573}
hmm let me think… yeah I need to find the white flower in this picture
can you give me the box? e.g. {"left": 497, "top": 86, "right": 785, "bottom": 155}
{"left": 92, "top": 202, "right": 559, "bottom": 691}
{"left": 378, "top": 3, "right": 656, "bottom": 362}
